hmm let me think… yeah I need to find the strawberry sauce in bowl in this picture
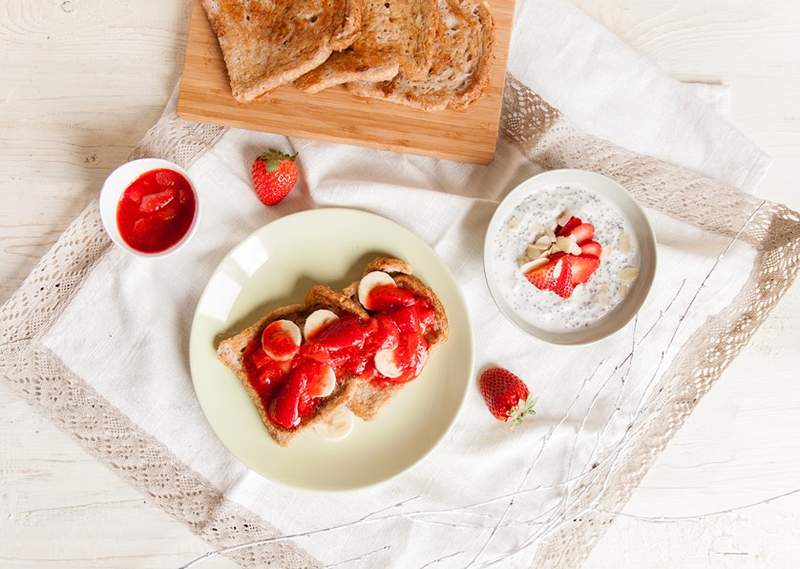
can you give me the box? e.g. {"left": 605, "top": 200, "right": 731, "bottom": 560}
{"left": 99, "top": 158, "right": 200, "bottom": 257}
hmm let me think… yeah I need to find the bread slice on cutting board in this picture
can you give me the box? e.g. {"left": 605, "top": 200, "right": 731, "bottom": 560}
{"left": 294, "top": 0, "right": 441, "bottom": 93}
{"left": 347, "top": 0, "right": 494, "bottom": 111}
{"left": 201, "top": 0, "right": 363, "bottom": 102}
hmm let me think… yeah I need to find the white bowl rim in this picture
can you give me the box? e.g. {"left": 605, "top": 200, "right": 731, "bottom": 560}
{"left": 483, "top": 168, "right": 657, "bottom": 346}
{"left": 98, "top": 158, "right": 201, "bottom": 258}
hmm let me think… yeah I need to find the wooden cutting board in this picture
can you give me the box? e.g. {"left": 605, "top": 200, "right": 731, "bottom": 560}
{"left": 177, "top": 0, "right": 514, "bottom": 164}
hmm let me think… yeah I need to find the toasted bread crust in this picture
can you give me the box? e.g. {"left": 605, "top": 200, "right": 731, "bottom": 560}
{"left": 201, "top": 0, "right": 364, "bottom": 102}
{"left": 216, "top": 257, "right": 449, "bottom": 442}
{"left": 347, "top": 0, "right": 495, "bottom": 111}
{"left": 294, "top": 0, "right": 440, "bottom": 93}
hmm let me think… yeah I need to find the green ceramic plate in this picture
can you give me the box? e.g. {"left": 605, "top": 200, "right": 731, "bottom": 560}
{"left": 189, "top": 209, "right": 474, "bottom": 491}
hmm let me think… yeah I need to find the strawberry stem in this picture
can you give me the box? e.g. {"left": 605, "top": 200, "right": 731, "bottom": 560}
{"left": 258, "top": 149, "right": 297, "bottom": 172}
{"left": 508, "top": 394, "right": 537, "bottom": 428}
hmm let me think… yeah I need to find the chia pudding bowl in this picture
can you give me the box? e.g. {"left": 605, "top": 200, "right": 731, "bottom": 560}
{"left": 484, "top": 169, "right": 657, "bottom": 345}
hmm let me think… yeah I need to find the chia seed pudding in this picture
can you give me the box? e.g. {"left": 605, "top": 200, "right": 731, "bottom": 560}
{"left": 488, "top": 185, "right": 639, "bottom": 332}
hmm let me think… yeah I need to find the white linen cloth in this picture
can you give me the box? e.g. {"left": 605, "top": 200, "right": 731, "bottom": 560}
{"left": 40, "top": 0, "right": 768, "bottom": 567}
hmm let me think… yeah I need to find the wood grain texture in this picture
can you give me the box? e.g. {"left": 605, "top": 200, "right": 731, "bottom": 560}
{"left": 0, "top": 0, "right": 799, "bottom": 567}
{"left": 177, "top": 0, "right": 514, "bottom": 164}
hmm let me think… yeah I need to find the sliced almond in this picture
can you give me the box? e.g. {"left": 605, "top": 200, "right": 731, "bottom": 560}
{"left": 520, "top": 257, "right": 549, "bottom": 273}
{"left": 527, "top": 244, "right": 546, "bottom": 258}
{"left": 619, "top": 267, "right": 639, "bottom": 281}
{"left": 507, "top": 216, "right": 520, "bottom": 229}
{"left": 619, "top": 232, "right": 631, "bottom": 254}
{"left": 556, "top": 235, "right": 581, "bottom": 256}
{"left": 595, "top": 284, "right": 610, "bottom": 306}
{"left": 557, "top": 212, "right": 572, "bottom": 227}
{"left": 531, "top": 223, "right": 545, "bottom": 236}
{"left": 535, "top": 235, "right": 553, "bottom": 248}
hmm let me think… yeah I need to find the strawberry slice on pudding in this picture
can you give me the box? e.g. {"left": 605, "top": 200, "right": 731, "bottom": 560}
{"left": 522, "top": 215, "right": 603, "bottom": 299}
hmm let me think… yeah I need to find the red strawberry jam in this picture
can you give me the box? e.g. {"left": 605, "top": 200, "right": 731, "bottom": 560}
{"left": 241, "top": 282, "right": 437, "bottom": 431}
{"left": 116, "top": 168, "right": 196, "bottom": 254}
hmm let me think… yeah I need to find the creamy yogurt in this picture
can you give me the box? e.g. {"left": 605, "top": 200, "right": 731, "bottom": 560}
{"left": 488, "top": 185, "right": 639, "bottom": 332}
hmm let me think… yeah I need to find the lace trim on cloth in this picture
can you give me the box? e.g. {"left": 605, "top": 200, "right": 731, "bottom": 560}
{"left": 0, "top": 100, "right": 320, "bottom": 569}
{"left": 0, "top": 76, "right": 798, "bottom": 569}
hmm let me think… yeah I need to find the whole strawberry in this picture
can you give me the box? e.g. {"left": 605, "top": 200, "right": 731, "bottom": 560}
{"left": 250, "top": 149, "right": 298, "bottom": 206}
{"left": 479, "top": 367, "right": 536, "bottom": 425}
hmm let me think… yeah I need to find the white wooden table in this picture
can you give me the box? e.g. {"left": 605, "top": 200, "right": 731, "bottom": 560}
{"left": 1, "top": 1, "right": 798, "bottom": 567}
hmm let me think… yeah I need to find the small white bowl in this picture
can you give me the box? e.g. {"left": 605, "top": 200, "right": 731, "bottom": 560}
{"left": 99, "top": 158, "right": 200, "bottom": 258}
{"left": 484, "top": 169, "right": 657, "bottom": 345}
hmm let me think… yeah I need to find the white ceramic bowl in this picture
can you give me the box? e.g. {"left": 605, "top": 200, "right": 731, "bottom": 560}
{"left": 484, "top": 169, "right": 657, "bottom": 345}
{"left": 99, "top": 158, "right": 200, "bottom": 258}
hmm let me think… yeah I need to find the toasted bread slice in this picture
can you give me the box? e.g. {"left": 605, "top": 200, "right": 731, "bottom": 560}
{"left": 343, "top": 257, "right": 449, "bottom": 420}
{"left": 294, "top": 0, "right": 440, "bottom": 93}
{"left": 347, "top": 0, "right": 494, "bottom": 111}
{"left": 201, "top": 0, "right": 364, "bottom": 102}
{"left": 216, "top": 286, "right": 366, "bottom": 446}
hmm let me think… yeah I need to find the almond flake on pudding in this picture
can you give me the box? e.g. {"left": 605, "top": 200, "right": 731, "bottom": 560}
{"left": 557, "top": 212, "right": 572, "bottom": 226}
{"left": 619, "top": 267, "right": 639, "bottom": 281}
{"left": 555, "top": 235, "right": 581, "bottom": 255}
{"left": 619, "top": 232, "right": 631, "bottom": 254}
{"left": 595, "top": 283, "right": 610, "bottom": 306}
{"left": 520, "top": 257, "right": 549, "bottom": 273}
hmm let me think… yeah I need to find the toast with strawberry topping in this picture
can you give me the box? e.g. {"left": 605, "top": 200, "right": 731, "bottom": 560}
{"left": 341, "top": 257, "right": 448, "bottom": 420}
{"left": 216, "top": 257, "right": 448, "bottom": 445}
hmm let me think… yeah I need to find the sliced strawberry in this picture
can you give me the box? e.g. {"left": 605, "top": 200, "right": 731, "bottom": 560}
{"left": 580, "top": 241, "right": 602, "bottom": 257}
{"left": 313, "top": 316, "right": 368, "bottom": 351}
{"left": 139, "top": 189, "right": 176, "bottom": 213}
{"left": 567, "top": 223, "right": 595, "bottom": 244}
{"left": 524, "top": 253, "right": 574, "bottom": 299}
{"left": 267, "top": 371, "right": 305, "bottom": 429}
{"left": 367, "top": 284, "right": 416, "bottom": 312}
{"left": 556, "top": 216, "right": 582, "bottom": 237}
{"left": 570, "top": 254, "right": 600, "bottom": 285}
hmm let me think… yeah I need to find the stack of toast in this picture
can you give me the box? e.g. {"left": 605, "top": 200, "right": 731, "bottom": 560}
{"left": 201, "top": 0, "right": 495, "bottom": 111}
{"left": 216, "top": 257, "right": 448, "bottom": 446}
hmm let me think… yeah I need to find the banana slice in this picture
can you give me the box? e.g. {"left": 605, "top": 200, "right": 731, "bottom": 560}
{"left": 374, "top": 347, "right": 403, "bottom": 378}
{"left": 358, "top": 271, "right": 396, "bottom": 310}
{"left": 303, "top": 309, "right": 339, "bottom": 340}
{"left": 261, "top": 319, "right": 301, "bottom": 361}
{"left": 314, "top": 407, "right": 355, "bottom": 441}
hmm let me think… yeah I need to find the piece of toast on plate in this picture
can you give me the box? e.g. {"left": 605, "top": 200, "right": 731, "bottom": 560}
{"left": 217, "top": 286, "right": 366, "bottom": 446}
{"left": 347, "top": 0, "right": 494, "bottom": 111}
{"left": 216, "top": 257, "right": 448, "bottom": 446}
{"left": 342, "top": 257, "right": 449, "bottom": 420}
{"left": 294, "top": 0, "right": 440, "bottom": 93}
{"left": 201, "top": 0, "right": 363, "bottom": 102}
